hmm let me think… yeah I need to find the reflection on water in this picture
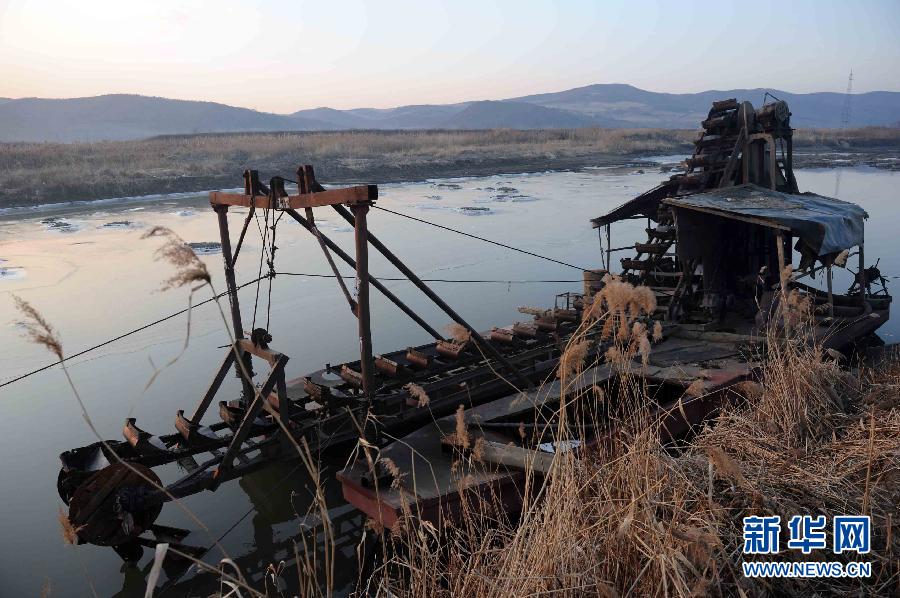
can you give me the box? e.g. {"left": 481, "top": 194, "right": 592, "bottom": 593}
{"left": 0, "top": 165, "right": 896, "bottom": 596}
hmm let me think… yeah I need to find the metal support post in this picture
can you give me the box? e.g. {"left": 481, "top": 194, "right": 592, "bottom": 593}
{"left": 351, "top": 203, "right": 375, "bottom": 401}
{"left": 332, "top": 204, "right": 533, "bottom": 390}
{"left": 214, "top": 204, "right": 255, "bottom": 401}
{"left": 283, "top": 209, "right": 442, "bottom": 340}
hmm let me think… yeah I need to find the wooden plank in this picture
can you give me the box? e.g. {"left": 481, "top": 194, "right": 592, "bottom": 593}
{"left": 478, "top": 441, "right": 556, "bottom": 475}
{"left": 747, "top": 133, "right": 778, "bottom": 190}
{"left": 210, "top": 185, "right": 377, "bottom": 209}
{"left": 443, "top": 438, "right": 556, "bottom": 475}
{"left": 237, "top": 339, "right": 280, "bottom": 367}
{"left": 671, "top": 328, "right": 765, "bottom": 346}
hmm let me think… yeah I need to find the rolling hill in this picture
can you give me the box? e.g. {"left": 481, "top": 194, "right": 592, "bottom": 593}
{"left": 0, "top": 84, "right": 897, "bottom": 142}
{"left": 0, "top": 94, "right": 335, "bottom": 142}
{"left": 440, "top": 100, "right": 604, "bottom": 129}
{"left": 292, "top": 103, "right": 468, "bottom": 129}
{"left": 509, "top": 83, "right": 900, "bottom": 128}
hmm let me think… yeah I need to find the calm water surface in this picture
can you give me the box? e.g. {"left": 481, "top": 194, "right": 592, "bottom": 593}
{"left": 0, "top": 165, "right": 896, "bottom": 596}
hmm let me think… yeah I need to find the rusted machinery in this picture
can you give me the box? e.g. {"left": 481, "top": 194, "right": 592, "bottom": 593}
{"left": 337, "top": 98, "right": 892, "bottom": 531}
{"left": 593, "top": 98, "right": 890, "bottom": 341}
{"left": 56, "top": 167, "right": 600, "bottom": 560}
{"left": 595, "top": 99, "right": 798, "bottom": 300}
{"left": 56, "top": 98, "right": 891, "bottom": 564}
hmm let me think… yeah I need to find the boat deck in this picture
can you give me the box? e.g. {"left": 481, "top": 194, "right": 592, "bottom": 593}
{"left": 338, "top": 328, "right": 758, "bottom": 529}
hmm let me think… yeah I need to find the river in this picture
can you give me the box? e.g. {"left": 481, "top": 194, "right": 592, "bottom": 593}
{"left": 0, "top": 164, "right": 896, "bottom": 596}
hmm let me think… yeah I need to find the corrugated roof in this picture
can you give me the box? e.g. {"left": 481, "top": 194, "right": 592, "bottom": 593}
{"left": 662, "top": 184, "right": 868, "bottom": 255}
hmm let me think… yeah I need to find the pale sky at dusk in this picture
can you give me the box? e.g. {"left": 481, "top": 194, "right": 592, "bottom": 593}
{"left": 1, "top": 0, "right": 897, "bottom": 113}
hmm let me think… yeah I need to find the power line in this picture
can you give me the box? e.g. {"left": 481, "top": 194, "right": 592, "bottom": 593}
{"left": 0, "top": 277, "right": 266, "bottom": 389}
{"left": 6, "top": 197, "right": 590, "bottom": 388}
{"left": 276, "top": 271, "right": 580, "bottom": 284}
{"left": 273, "top": 174, "right": 588, "bottom": 270}
{"left": 372, "top": 206, "right": 590, "bottom": 271}
{"left": 2, "top": 271, "right": 580, "bottom": 389}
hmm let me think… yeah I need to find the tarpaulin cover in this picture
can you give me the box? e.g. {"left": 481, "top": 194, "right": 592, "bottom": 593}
{"left": 662, "top": 184, "right": 868, "bottom": 256}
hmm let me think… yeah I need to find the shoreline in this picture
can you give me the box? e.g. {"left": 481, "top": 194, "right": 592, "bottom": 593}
{"left": 1, "top": 145, "right": 897, "bottom": 215}
{"left": 0, "top": 153, "right": 660, "bottom": 216}
{"left": 0, "top": 153, "right": 652, "bottom": 212}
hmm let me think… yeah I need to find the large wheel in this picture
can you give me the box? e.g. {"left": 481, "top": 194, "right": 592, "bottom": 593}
{"left": 67, "top": 463, "right": 163, "bottom": 546}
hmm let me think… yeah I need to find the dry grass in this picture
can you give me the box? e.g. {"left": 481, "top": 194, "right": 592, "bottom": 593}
{"left": 2, "top": 125, "right": 896, "bottom": 207}
{"left": 13, "top": 295, "right": 62, "bottom": 359}
{"left": 444, "top": 323, "right": 472, "bottom": 343}
{"left": 452, "top": 405, "right": 471, "bottom": 450}
{"left": 793, "top": 126, "right": 900, "bottom": 146}
{"left": 557, "top": 339, "right": 588, "bottom": 380}
{"left": 0, "top": 128, "right": 696, "bottom": 205}
{"left": 360, "top": 293, "right": 900, "bottom": 597}
{"left": 57, "top": 508, "right": 81, "bottom": 545}
{"left": 19, "top": 221, "right": 900, "bottom": 596}
{"left": 142, "top": 226, "right": 211, "bottom": 290}
{"left": 405, "top": 383, "right": 430, "bottom": 407}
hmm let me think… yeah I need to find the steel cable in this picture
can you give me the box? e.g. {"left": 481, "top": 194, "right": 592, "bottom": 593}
{"left": 0, "top": 277, "right": 267, "bottom": 389}
{"left": 372, "top": 205, "right": 590, "bottom": 271}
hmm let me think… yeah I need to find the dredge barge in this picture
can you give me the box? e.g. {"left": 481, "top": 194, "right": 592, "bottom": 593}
{"left": 338, "top": 97, "right": 892, "bottom": 529}
{"left": 57, "top": 99, "right": 890, "bottom": 561}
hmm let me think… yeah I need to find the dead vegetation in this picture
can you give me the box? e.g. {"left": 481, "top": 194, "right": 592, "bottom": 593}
{"left": 142, "top": 226, "right": 211, "bottom": 291}
{"left": 3, "top": 126, "right": 896, "bottom": 208}
{"left": 0, "top": 128, "right": 692, "bottom": 206}
{"left": 13, "top": 295, "right": 63, "bottom": 359}
{"left": 444, "top": 322, "right": 472, "bottom": 344}
{"left": 57, "top": 507, "right": 81, "bottom": 545}
{"left": 793, "top": 126, "right": 900, "bottom": 147}
{"left": 405, "top": 382, "right": 430, "bottom": 407}
{"left": 360, "top": 289, "right": 900, "bottom": 597}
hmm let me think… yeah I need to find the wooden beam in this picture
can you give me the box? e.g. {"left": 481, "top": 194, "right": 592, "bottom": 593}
{"left": 477, "top": 441, "right": 557, "bottom": 475}
{"left": 720, "top": 127, "right": 746, "bottom": 188}
{"left": 748, "top": 133, "right": 778, "bottom": 190}
{"left": 237, "top": 339, "right": 280, "bottom": 367}
{"left": 776, "top": 231, "right": 791, "bottom": 335}
{"left": 443, "top": 437, "right": 556, "bottom": 475}
{"left": 210, "top": 185, "right": 377, "bottom": 209}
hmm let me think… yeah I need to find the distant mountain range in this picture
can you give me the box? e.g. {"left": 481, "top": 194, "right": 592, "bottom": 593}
{"left": 1, "top": 84, "right": 897, "bottom": 142}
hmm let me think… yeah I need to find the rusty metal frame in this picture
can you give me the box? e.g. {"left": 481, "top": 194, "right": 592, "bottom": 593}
{"left": 331, "top": 203, "right": 533, "bottom": 390}
{"left": 283, "top": 209, "right": 443, "bottom": 340}
{"left": 214, "top": 351, "right": 289, "bottom": 485}
{"left": 211, "top": 163, "right": 533, "bottom": 411}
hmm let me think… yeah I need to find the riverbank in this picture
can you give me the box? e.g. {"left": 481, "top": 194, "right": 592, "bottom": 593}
{"left": 1, "top": 127, "right": 898, "bottom": 209}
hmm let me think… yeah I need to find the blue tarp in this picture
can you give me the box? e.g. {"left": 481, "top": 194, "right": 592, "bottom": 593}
{"left": 663, "top": 184, "right": 868, "bottom": 256}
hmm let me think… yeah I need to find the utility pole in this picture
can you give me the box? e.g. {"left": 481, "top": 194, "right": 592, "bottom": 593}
{"left": 834, "top": 70, "right": 853, "bottom": 197}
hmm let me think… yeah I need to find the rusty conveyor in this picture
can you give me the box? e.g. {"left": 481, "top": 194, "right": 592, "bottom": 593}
{"left": 56, "top": 165, "right": 598, "bottom": 558}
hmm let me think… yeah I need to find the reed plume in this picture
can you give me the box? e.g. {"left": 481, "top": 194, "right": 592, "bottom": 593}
{"left": 13, "top": 295, "right": 62, "bottom": 359}
{"left": 142, "top": 226, "right": 211, "bottom": 290}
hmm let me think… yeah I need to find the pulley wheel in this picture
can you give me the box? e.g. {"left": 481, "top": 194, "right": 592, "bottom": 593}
{"left": 67, "top": 462, "right": 163, "bottom": 546}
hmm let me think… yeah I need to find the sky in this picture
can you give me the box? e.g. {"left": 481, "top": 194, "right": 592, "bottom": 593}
{"left": 0, "top": 0, "right": 897, "bottom": 113}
